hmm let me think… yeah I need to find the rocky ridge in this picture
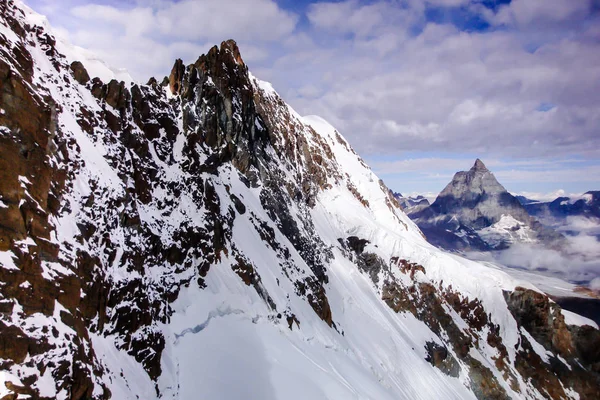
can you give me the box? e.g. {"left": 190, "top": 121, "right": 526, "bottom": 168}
{"left": 0, "top": 1, "right": 599, "bottom": 399}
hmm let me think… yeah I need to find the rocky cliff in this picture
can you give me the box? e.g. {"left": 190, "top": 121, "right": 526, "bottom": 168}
{"left": 1, "top": 1, "right": 599, "bottom": 399}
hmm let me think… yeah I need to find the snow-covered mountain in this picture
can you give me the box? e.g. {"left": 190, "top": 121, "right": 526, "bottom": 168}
{"left": 393, "top": 192, "right": 431, "bottom": 215}
{"left": 410, "top": 159, "right": 563, "bottom": 251}
{"left": 1, "top": 1, "right": 599, "bottom": 399}
{"left": 523, "top": 191, "right": 600, "bottom": 229}
{"left": 515, "top": 191, "right": 600, "bottom": 246}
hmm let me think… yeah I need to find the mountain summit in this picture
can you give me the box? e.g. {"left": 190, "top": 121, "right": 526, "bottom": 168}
{"left": 412, "top": 159, "right": 560, "bottom": 250}
{"left": 0, "top": 1, "right": 597, "bottom": 399}
{"left": 430, "top": 158, "right": 529, "bottom": 228}
{"left": 472, "top": 158, "right": 488, "bottom": 171}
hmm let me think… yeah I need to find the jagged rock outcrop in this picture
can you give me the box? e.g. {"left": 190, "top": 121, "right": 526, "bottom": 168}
{"left": 0, "top": 3, "right": 336, "bottom": 396}
{"left": 69, "top": 61, "right": 89, "bottom": 85}
{"left": 504, "top": 288, "right": 600, "bottom": 398}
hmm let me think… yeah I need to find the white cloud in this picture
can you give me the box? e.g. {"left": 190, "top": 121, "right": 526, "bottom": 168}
{"left": 153, "top": 0, "right": 297, "bottom": 42}
{"left": 71, "top": 0, "right": 297, "bottom": 42}
{"left": 307, "top": 0, "right": 421, "bottom": 38}
{"left": 495, "top": 166, "right": 600, "bottom": 184}
{"left": 25, "top": 0, "right": 600, "bottom": 194}
{"left": 469, "top": 232, "right": 600, "bottom": 285}
{"left": 38, "top": 0, "right": 298, "bottom": 80}
{"left": 513, "top": 190, "right": 574, "bottom": 202}
{"left": 371, "top": 157, "right": 469, "bottom": 175}
{"left": 491, "top": 0, "right": 592, "bottom": 27}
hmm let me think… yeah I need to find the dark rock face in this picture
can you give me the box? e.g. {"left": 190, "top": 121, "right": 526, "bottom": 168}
{"left": 337, "top": 244, "right": 600, "bottom": 400}
{"left": 168, "top": 58, "right": 185, "bottom": 95}
{"left": 425, "top": 341, "right": 460, "bottom": 377}
{"left": 553, "top": 296, "right": 600, "bottom": 327}
{"left": 380, "top": 260, "right": 511, "bottom": 400}
{"left": 2, "top": 1, "right": 599, "bottom": 399}
{"left": 0, "top": 3, "right": 108, "bottom": 397}
{"left": 346, "top": 236, "right": 369, "bottom": 254}
{"left": 70, "top": 61, "right": 90, "bottom": 85}
{"left": 339, "top": 236, "right": 391, "bottom": 285}
{"left": 379, "top": 260, "right": 600, "bottom": 400}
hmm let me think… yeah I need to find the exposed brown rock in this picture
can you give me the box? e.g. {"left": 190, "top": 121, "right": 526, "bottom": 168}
{"left": 168, "top": 58, "right": 185, "bottom": 95}
{"left": 220, "top": 39, "right": 244, "bottom": 65}
{"left": 232, "top": 254, "right": 276, "bottom": 310}
{"left": 69, "top": 61, "right": 90, "bottom": 85}
{"left": 3, "top": 0, "right": 598, "bottom": 397}
{"left": 90, "top": 77, "right": 105, "bottom": 99}
{"left": 105, "top": 79, "right": 129, "bottom": 110}
{"left": 504, "top": 287, "right": 600, "bottom": 399}
{"left": 425, "top": 341, "right": 460, "bottom": 377}
{"left": 296, "top": 277, "right": 333, "bottom": 327}
{"left": 393, "top": 258, "right": 425, "bottom": 279}
{"left": 382, "top": 261, "right": 513, "bottom": 400}
{"left": 504, "top": 287, "right": 574, "bottom": 358}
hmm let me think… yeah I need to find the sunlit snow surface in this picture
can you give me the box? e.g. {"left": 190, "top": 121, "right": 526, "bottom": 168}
{"left": 151, "top": 114, "right": 543, "bottom": 399}
{"left": 477, "top": 215, "right": 536, "bottom": 247}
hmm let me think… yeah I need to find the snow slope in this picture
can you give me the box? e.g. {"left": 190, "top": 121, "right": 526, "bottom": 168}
{"left": 478, "top": 215, "right": 537, "bottom": 247}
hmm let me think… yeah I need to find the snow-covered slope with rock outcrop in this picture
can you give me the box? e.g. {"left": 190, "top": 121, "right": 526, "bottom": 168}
{"left": 1, "top": 1, "right": 599, "bottom": 399}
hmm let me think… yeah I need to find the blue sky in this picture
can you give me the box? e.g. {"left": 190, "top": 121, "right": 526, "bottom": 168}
{"left": 27, "top": 0, "right": 600, "bottom": 200}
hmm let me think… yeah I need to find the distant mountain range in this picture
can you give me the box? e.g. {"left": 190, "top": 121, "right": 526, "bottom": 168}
{"left": 519, "top": 191, "right": 600, "bottom": 220}
{"left": 392, "top": 192, "right": 430, "bottom": 215}
{"left": 396, "top": 159, "right": 564, "bottom": 251}
{"left": 517, "top": 191, "right": 600, "bottom": 240}
{"left": 515, "top": 195, "right": 540, "bottom": 205}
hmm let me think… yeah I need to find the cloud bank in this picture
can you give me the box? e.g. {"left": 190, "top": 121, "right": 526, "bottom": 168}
{"left": 469, "top": 215, "right": 600, "bottom": 287}
{"left": 26, "top": 0, "right": 600, "bottom": 195}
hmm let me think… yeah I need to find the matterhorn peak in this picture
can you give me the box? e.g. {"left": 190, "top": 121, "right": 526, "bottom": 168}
{"left": 471, "top": 158, "right": 489, "bottom": 172}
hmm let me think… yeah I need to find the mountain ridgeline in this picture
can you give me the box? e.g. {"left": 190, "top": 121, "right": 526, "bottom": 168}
{"left": 523, "top": 191, "right": 600, "bottom": 221}
{"left": 1, "top": 1, "right": 599, "bottom": 399}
